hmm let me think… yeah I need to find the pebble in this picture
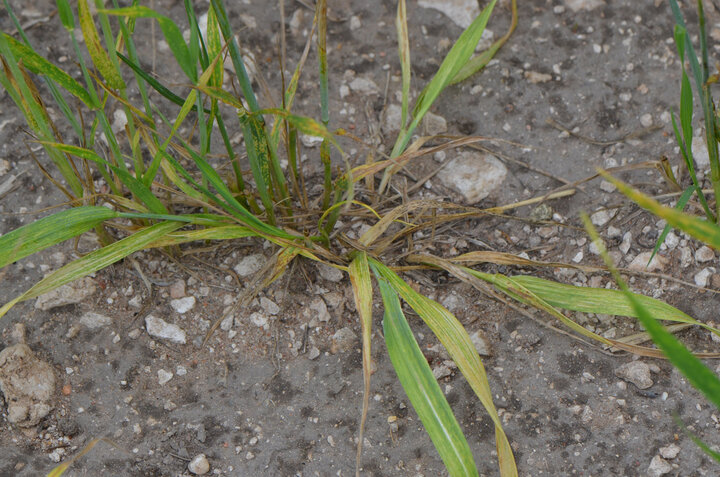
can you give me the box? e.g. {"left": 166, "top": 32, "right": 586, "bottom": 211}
{"left": 469, "top": 330, "right": 491, "bottom": 356}
{"left": 249, "top": 312, "right": 269, "bottom": 327}
{"left": 422, "top": 112, "right": 447, "bottom": 136}
{"left": 0, "top": 344, "right": 56, "bottom": 427}
{"left": 432, "top": 364, "right": 452, "bottom": 379}
{"left": 640, "top": 113, "right": 653, "bottom": 128}
{"left": 330, "top": 327, "right": 358, "bottom": 353}
{"left": 169, "top": 280, "right": 186, "bottom": 299}
{"left": 694, "top": 267, "right": 714, "bottom": 287}
{"left": 659, "top": 443, "right": 680, "bottom": 459}
{"left": 692, "top": 136, "right": 710, "bottom": 168}
{"left": 619, "top": 232, "right": 632, "bottom": 254}
{"left": 170, "top": 296, "right": 196, "bottom": 314}
{"left": 111, "top": 109, "right": 128, "bottom": 134}
{"left": 157, "top": 369, "right": 173, "bottom": 385}
{"left": 418, "top": 0, "right": 480, "bottom": 29}
{"left": 348, "top": 77, "right": 379, "bottom": 95}
{"left": 614, "top": 361, "right": 653, "bottom": 389}
{"left": 627, "top": 252, "right": 668, "bottom": 272}
{"left": 695, "top": 245, "right": 715, "bottom": 263}
{"left": 317, "top": 263, "right": 344, "bottom": 283}
{"left": 304, "top": 297, "right": 331, "bottom": 324}
{"left": 188, "top": 454, "right": 210, "bottom": 475}
{"left": 590, "top": 210, "right": 610, "bottom": 227}
{"left": 647, "top": 455, "right": 673, "bottom": 476}
{"left": 307, "top": 347, "right": 321, "bottom": 360}
{"left": 524, "top": 71, "right": 552, "bottom": 83}
{"left": 145, "top": 315, "right": 187, "bottom": 344}
{"left": 600, "top": 180, "right": 616, "bottom": 193}
{"left": 234, "top": 253, "right": 265, "bottom": 277}
{"left": 34, "top": 277, "right": 97, "bottom": 311}
{"left": 382, "top": 104, "right": 403, "bottom": 134}
{"left": 349, "top": 15, "right": 361, "bottom": 31}
{"left": 79, "top": 311, "right": 113, "bottom": 329}
{"left": 260, "top": 297, "right": 280, "bottom": 315}
{"left": 436, "top": 151, "right": 507, "bottom": 204}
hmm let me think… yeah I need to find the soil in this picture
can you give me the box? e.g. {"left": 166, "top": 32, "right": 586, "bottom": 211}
{"left": 1, "top": 0, "right": 720, "bottom": 476}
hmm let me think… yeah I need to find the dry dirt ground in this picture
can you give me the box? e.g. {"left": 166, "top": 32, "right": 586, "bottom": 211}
{"left": 1, "top": 0, "right": 720, "bottom": 476}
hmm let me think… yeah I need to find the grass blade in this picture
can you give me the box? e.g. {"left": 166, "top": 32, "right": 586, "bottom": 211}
{"left": 648, "top": 184, "right": 694, "bottom": 264}
{"left": 601, "top": 170, "right": 720, "bottom": 249}
{"left": 370, "top": 259, "right": 517, "bottom": 476}
{"left": 348, "top": 252, "right": 373, "bottom": 476}
{"left": 375, "top": 273, "right": 478, "bottom": 477}
{"left": 0, "top": 221, "right": 183, "bottom": 319}
{"left": 78, "top": 0, "right": 125, "bottom": 89}
{"left": 0, "top": 206, "right": 118, "bottom": 269}
{"left": 582, "top": 213, "right": 720, "bottom": 410}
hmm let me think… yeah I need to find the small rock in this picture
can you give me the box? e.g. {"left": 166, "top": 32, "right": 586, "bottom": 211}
{"left": 157, "top": 369, "right": 173, "bottom": 385}
{"left": 600, "top": 180, "right": 617, "bottom": 193}
{"left": 418, "top": 0, "right": 480, "bottom": 29}
{"left": 382, "top": 104, "right": 403, "bottom": 134}
{"left": 627, "top": 252, "right": 667, "bottom": 272}
{"left": 615, "top": 361, "right": 653, "bottom": 389}
{"left": 349, "top": 77, "right": 379, "bottom": 95}
{"left": 111, "top": 109, "right": 128, "bottom": 134}
{"left": 659, "top": 443, "right": 680, "bottom": 460}
{"left": 422, "top": 112, "right": 447, "bottom": 136}
{"left": 249, "top": 312, "right": 268, "bottom": 327}
{"left": 349, "top": 15, "right": 361, "bottom": 31}
{"left": 640, "top": 113, "right": 653, "bottom": 128}
{"left": 330, "top": 327, "right": 358, "bottom": 353}
{"left": 300, "top": 134, "right": 324, "bottom": 148}
{"left": 590, "top": 210, "right": 610, "bottom": 227}
{"left": 304, "top": 297, "right": 331, "bottom": 324}
{"left": 170, "top": 296, "right": 196, "bottom": 314}
{"left": 34, "top": 277, "right": 96, "bottom": 311}
{"left": 220, "top": 315, "right": 233, "bottom": 331}
{"left": 436, "top": 151, "right": 507, "bottom": 204}
{"left": 564, "top": 0, "right": 605, "bottom": 12}
{"left": 692, "top": 136, "right": 710, "bottom": 168}
{"left": 260, "top": 297, "right": 280, "bottom": 315}
{"left": 694, "top": 267, "right": 714, "bottom": 287}
{"left": 79, "top": 312, "right": 113, "bottom": 329}
{"left": 529, "top": 203, "right": 553, "bottom": 221}
{"left": 145, "top": 315, "right": 187, "bottom": 344}
{"left": 432, "top": 364, "right": 452, "bottom": 379}
{"left": 524, "top": 70, "right": 552, "bottom": 83}
{"left": 469, "top": 330, "right": 491, "bottom": 356}
{"left": 647, "top": 455, "right": 673, "bottom": 477}
{"left": 619, "top": 232, "right": 632, "bottom": 254}
{"left": 234, "top": 253, "right": 265, "bottom": 277}
{"left": 695, "top": 245, "right": 715, "bottom": 263}
{"left": 169, "top": 280, "right": 186, "bottom": 299}
{"left": 307, "top": 346, "right": 321, "bottom": 360}
{"left": 0, "top": 344, "right": 56, "bottom": 427}
{"left": 188, "top": 454, "right": 210, "bottom": 475}
{"left": 317, "top": 263, "right": 344, "bottom": 283}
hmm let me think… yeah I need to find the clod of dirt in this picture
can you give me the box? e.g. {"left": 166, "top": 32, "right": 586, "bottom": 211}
{"left": 436, "top": 151, "right": 507, "bottom": 204}
{"left": 188, "top": 453, "right": 210, "bottom": 475}
{"left": 34, "top": 277, "right": 96, "bottom": 311}
{"left": 614, "top": 361, "right": 653, "bottom": 389}
{"left": 0, "top": 343, "right": 56, "bottom": 427}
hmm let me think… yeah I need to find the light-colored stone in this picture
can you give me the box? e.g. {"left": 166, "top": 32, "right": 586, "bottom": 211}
{"left": 169, "top": 280, "right": 186, "bottom": 299}
{"left": 590, "top": 210, "right": 610, "bottom": 227}
{"left": 694, "top": 267, "right": 714, "bottom": 287}
{"left": 157, "top": 369, "right": 173, "bottom": 385}
{"left": 79, "top": 312, "right": 113, "bottom": 329}
{"left": 659, "top": 443, "right": 680, "bottom": 460}
{"left": 188, "top": 454, "right": 210, "bottom": 475}
{"left": 330, "top": 327, "right": 357, "bottom": 353}
{"left": 615, "top": 361, "right": 653, "bottom": 389}
{"left": 418, "top": 0, "right": 480, "bottom": 29}
{"left": 564, "top": 0, "right": 605, "bottom": 12}
{"left": 692, "top": 136, "right": 710, "bottom": 168}
{"left": 0, "top": 344, "right": 56, "bottom": 427}
{"left": 524, "top": 71, "right": 552, "bottom": 83}
{"left": 647, "top": 455, "right": 673, "bottom": 477}
{"left": 170, "top": 296, "right": 196, "bottom": 314}
{"left": 349, "top": 77, "right": 379, "bottom": 95}
{"left": 304, "top": 297, "right": 331, "bottom": 324}
{"left": 382, "top": 104, "right": 403, "bottom": 135}
{"left": 627, "top": 252, "right": 667, "bottom": 272}
{"left": 249, "top": 312, "right": 268, "bottom": 327}
{"left": 436, "top": 151, "right": 507, "bottom": 204}
{"left": 469, "top": 330, "right": 491, "bottom": 356}
{"left": 260, "top": 297, "right": 280, "bottom": 315}
{"left": 234, "top": 253, "right": 265, "bottom": 277}
{"left": 422, "top": 112, "right": 447, "bottom": 136}
{"left": 432, "top": 364, "right": 452, "bottom": 380}
{"left": 640, "top": 113, "right": 653, "bottom": 128}
{"left": 695, "top": 245, "right": 715, "bottom": 263}
{"left": 145, "top": 315, "right": 187, "bottom": 344}
{"left": 619, "top": 232, "right": 632, "bottom": 254}
{"left": 317, "top": 263, "right": 344, "bottom": 283}
{"left": 35, "top": 277, "right": 96, "bottom": 311}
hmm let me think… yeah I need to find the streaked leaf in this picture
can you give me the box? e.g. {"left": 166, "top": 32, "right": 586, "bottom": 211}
{"left": 0, "top": 206, "right": 118, "bottom": 269}
{"left": 78, "top": 0, "right": 125, "bottom": 89}
{"left": 369, "top": 259, "right": 517, "bottom": 476}
{"left": 583, "top": 213, "right": 720, "bottom": 410}
{"left": 376, "top": 273, "right": 478, "bottom": 477}
{"left": 395, "top": 0, "right": 410, "bottom": 129}
{"left": 1, "top": 33, "right": 94, "bottom": 107}
{"left": 0, "top": 221, "right": 183, "bottom": 319}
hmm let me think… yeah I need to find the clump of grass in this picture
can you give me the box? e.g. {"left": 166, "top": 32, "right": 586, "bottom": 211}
{"left": 0, "top": 0, "right": 716, "bottom": 475}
